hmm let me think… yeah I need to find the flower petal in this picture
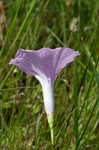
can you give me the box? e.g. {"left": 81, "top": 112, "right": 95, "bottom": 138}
{"left": 53, "top": 47, "right": 80, "bottom": 79}
{"left": 9, "top": 49, "right": 45, "bottom": 77}
{"left": 9, "top": 47, "right": 80, "bottom": 80}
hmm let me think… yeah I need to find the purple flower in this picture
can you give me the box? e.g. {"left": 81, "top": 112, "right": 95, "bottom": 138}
{"left": 9, "top": 47, "right": 80, "bottom": 144}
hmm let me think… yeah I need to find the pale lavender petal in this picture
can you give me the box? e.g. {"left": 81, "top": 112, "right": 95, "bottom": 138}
{"left": 9, "top": 49, "right": 44, "bottom": 76}
{"left": 9, "top": 47, "right": 80, "bottom": 80}
{"left": 37, "top": 47, "right": 80, "bottom": 79}
{"left": 53, "top": 47, "right": 80, "bottom": 79}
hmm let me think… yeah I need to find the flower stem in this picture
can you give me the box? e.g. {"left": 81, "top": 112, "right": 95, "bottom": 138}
{"left": 47, "top": 113, "right": 54, "bottom": 145}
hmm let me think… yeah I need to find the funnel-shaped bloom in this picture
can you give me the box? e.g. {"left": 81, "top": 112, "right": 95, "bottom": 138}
{"left": 9, "top": 47, "right": 80, "bottom": 144}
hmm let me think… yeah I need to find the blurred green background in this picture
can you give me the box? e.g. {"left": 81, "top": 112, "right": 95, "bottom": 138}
{"left": 0, "top": 0, "right": 99, "bottom": 149}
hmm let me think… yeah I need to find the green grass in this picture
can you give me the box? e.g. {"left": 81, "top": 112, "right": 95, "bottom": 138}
{"left": 0, "top": 0, "right": 99, "bottom": 149}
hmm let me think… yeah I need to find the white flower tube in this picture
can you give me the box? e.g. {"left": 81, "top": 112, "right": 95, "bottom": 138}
{"left": 36, "top": 75, "right": 54, "bottom": 144}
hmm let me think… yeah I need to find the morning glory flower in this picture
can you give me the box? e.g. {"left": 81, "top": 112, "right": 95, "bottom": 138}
{"left": 9, "top": 47, "right": 80, "bottom": 144}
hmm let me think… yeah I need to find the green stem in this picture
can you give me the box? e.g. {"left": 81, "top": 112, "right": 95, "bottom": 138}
{"left": 47, "top": 113, "right": 54, "bottom": 145}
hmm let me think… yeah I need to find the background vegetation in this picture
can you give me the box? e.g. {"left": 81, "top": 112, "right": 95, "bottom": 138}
{"left": 0, "top": 0, "right": 98, "bottom": 149}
